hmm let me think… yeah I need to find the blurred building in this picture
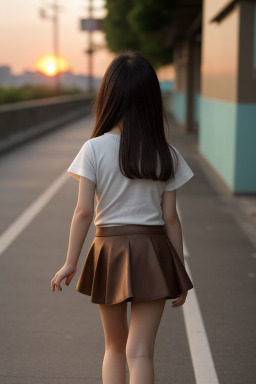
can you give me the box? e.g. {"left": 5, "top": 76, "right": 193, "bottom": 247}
{"left": 0, "top": 66, "right": 12, "bottom": 86}
{"left": 0, "top": 66, "right": 102, "bottom": 90}
{"left": 167, "top": 0, "right": 256, "bottom": 194}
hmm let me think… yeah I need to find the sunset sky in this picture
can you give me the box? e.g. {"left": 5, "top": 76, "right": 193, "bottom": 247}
{"left": 1, "top": 0, "right": 173, "bottom": 80}
{"left": 1, "top": 0, "right": 116, "bottom": 77}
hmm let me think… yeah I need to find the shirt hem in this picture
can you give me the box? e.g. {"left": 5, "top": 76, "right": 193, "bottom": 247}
{"left": 164, "top": 170, "right": 194, "bottom": 191}
{"left": 66, "top": 167, "right": 96, "bottom": 184}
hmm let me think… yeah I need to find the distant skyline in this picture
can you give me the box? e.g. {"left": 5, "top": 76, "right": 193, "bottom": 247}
{"left": 1, "top": 0, "right": 116, "bottom": 77}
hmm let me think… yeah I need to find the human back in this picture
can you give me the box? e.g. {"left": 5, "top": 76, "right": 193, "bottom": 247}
{"left": 67, "top": 50, "right": 194, "bottom": 231}
{"left": 82, "top": 134, "right": 178, "bottom": 228}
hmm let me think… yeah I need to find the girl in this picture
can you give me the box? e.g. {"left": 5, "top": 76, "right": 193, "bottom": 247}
{"left": 51, "top": 50, "right": 194, "bottom": 384}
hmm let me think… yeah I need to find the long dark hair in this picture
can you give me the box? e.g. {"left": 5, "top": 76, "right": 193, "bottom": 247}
{"left": 90, "top": 49, "right": 178, "bottom": 181}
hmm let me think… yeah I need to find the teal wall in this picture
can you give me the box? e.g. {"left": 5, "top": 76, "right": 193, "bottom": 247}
{"left": 172, "top": 91, "right": 186, "bottom": 125}
{"left": 193, "top": 92, "right": 200, "bottom": 124}
{"left": 170, "top": 90, "right": 200, "bottom": 125}
{"left": 235, "top": 104, "right": 256, "bottom": 192}
{"left": 199, "top": 97, "right": 256, "bottom": 193}
{"left": 159, "top": 80, "right": 174, "bottom": 92}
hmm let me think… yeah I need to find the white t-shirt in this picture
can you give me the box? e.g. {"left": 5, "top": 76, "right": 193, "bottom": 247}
{"left": 66, "top": 133, "right": 194, "bottom": 227}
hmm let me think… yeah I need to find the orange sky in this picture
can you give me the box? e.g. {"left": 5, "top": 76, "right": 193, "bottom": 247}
{"left": 0, "top": 0, "right": 116, "bottom": 77}
{"left": 0, "top": 0, "right": 173, "bottom": 80}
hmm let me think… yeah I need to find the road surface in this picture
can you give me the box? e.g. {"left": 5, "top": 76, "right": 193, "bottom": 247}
{"left": 0, "top": 116, "right": 255, "bottom": 383}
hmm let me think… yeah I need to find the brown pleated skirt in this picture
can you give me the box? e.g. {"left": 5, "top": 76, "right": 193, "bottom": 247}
{"left": 76, "top": 224, "right": 193, "bottom": 305}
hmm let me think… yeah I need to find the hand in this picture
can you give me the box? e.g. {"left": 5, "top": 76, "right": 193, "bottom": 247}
{"left": 51, "top": 263, "right": 77, "bottom": 292}
{"left": 171, "top": 291, "right": 188, "bottom": 308}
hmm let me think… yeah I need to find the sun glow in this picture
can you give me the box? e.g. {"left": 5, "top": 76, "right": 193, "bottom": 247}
{"left": 36, "top": 54, "right": 69, "bottom": 76}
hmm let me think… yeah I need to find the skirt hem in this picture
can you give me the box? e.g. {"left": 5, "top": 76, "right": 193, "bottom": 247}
{"left": 75, "top": 286, "right": 192, "bottom": 305}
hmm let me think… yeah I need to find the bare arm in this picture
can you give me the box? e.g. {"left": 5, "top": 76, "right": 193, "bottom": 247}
{"left": 65, "top": 176, "right": 95, "bottom": 267}
{"left": 164, "top": 215, "right": 184, "bottom": 266}
{"left": 161, "top": 189, "right": 185, "bottom": 266}
{"left": 161, "top": 189, "right": 188, "bottom": 307}
{"left": 51, "top": 176, "right": 95, "bottom": 292}
{"left": 65, "top": 209, "right": 93, "bottom": 267}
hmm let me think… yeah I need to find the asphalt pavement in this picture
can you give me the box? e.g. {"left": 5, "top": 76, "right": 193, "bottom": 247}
{"left": 0, "top": 115, "right": 255, "bottom": 383}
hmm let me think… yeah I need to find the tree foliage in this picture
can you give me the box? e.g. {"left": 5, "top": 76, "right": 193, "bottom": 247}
{"left": 102, "top": 0, "right": 177, "bottom": 69}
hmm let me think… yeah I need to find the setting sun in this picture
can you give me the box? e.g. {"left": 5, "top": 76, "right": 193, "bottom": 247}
{"left": 36, "top": 54, "right": 69, "bottom": 76}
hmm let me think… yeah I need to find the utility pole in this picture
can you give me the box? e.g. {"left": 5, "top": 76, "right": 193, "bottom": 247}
{"left": 80, "top": 0, "right": 103, "bottom": 94}
{"left": 39, "top": 0, "right": 62, "bottom": 93}
{"left": 87, "top": 0, "right": 93, "bottom": 94}
{"left": 52, "top": 0, "right": 60, "bottom": 92}
{"left": 80, "top": 0, "right": 102, "bottom": 93}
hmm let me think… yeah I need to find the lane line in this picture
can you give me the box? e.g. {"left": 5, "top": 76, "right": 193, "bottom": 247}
{"left": 183, "top": 236, "right": 189, "bottom": 258}
{"left": 0, "top": 173, "right": 219, "bottom": 384}
{"left": 177, "top": 205, "right": 189, "bottom": 257}
{"left": 177, "top": 202, "right": 220, "bottom": 384}
{"left": 0, "top": 173, "right": 68, "bottom": 256}
{"left": 0, "top": 170, "right": 219, "bottom": 384}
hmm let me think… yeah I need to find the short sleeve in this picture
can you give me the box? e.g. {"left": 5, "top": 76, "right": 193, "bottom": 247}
{"left": 164, "top": 146, "right": 194, "bottom": 191}
{"left": 66, "top": 140, "right": 96, "bottom": 184}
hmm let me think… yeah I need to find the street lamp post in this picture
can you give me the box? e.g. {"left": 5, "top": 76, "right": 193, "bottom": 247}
{"left": 88, "top": 0, "right": 93, "bottom": 94}
{"left": 39, "top": 0, "right": 61, "bottom": 93}
{"left": 80, "top": 0, "right": 104, "bottom": 94}
{"left": 52, "top": 0, "right": 60, "bottom": 92}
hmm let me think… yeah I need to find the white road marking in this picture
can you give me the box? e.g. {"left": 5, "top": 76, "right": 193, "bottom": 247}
{"left": 183, "top": 261, "right": 220, "bottom": 384}
{"left": 0, "top": 173, "right": 68, "bottom": 256}
{"left": 177, "top": 202, "right": 220, "bottom": 384}
{"left": 183, "top": 237, "right": 189, "bottom": 258}
{"left": 177, "top": 205, "right": 189, "bottom": 257}
{"left": 0, "top": 173, "right": 220, "bottom": 383}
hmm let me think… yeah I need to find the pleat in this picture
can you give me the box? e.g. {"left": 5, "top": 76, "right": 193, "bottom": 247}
{"left": 91, "top": 236, "right": 134, "bottom": 304}
{"left": 127, "top": 234, "right": 171, "bottom": 302}
{"left": 75, "top": 239, "right": 103, "bottom": 296}
{"left": 150, "top": 234, "right": 193, "bottom": 297}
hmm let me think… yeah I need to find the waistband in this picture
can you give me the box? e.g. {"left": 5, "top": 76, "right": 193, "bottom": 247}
{"left": 95, "top": 224, "right": 166, "bottom": 237}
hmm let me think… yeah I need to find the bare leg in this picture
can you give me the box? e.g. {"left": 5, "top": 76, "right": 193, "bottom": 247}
{"left": 98, "top": 300, "right": 129, "bottom": 384}
{"left": 126, "top": 298, "right": 166, "bottom": 384}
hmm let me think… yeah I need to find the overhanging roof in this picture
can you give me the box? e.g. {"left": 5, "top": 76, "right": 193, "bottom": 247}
{"left": 164, "top": 0, "right": 202, "bottom": 47}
